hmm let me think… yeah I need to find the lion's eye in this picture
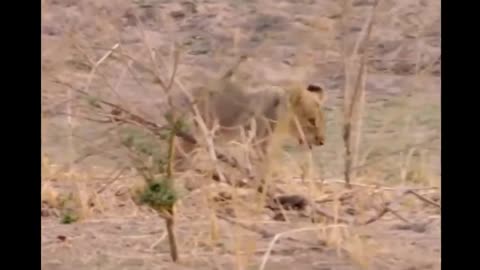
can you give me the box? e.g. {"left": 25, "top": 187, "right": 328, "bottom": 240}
{"left": 308, "top": 118, "right": 316, "bottom": 126}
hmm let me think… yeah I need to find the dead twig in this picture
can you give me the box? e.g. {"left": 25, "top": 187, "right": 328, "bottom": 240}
{"left": 405, "top": 190, "right": 441, "bottom": 208}
{"left": 342, "top": 0, "right": 381, "bottom": 188}
{"left": 216, "top": 214, "right": 320, "bottom": 248}
{"left": 315, "top": 192, "right": 354, "bottom": 204}
{"left": 362, "top": 207, "right": 389, "bottom": 225}
{"left": 361, "top": 188, "right": 440, "bottom": 225}
{"left": 314, "top": 207, "right": 352, "bottom": 224}
{"left": 96, "top": 166, "right": 129, "bottom": 194}
{"left": 386, "top": 208, "right": 411, "bottom": 224}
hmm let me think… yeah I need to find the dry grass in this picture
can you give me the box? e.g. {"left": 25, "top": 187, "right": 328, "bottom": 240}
{"left": 42, "top": 0, "right": 440, "bottom": 269}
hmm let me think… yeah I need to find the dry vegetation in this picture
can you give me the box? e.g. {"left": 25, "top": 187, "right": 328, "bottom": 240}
{"left": 42, "top": 0, "right": 440, "bottom": 269}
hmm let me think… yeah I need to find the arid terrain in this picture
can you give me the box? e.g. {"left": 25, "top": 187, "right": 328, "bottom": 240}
{"left": 41, "top": 0, "right": 441, "bottom": 269}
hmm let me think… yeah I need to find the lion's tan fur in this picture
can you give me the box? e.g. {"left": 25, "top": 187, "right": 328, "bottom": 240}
{"left": 174, "top": 58, "right": 327, "bottom": 176}
{"left": 178, "top": 78, "right": 326, "bottom": 153}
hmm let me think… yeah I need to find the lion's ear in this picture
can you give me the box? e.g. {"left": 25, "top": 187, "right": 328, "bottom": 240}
{"left": 306, "top": 84, "right": 326, "bottom": 103}
{"left": 307, "top": 84, "right": 322, "bottom": 92}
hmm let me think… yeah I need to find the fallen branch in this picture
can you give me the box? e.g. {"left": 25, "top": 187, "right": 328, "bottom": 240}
{"left": 361, "top": 188, "right": 440, "bottom": 225}
{"left": 405, "top": 190, "right": 441, "bottom": 208}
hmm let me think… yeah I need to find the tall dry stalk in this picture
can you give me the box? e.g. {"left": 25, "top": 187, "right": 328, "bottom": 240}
{"left": 163, "top": 121, "right": 179, "bottom": 261}
{"left": 152, "top": 42, "right": 181, "bottom": 262}
{"left": 341, "top": 0, "right": 380, "bottom": 187}
{"left": 108, "top": 18, "right": 183, "bottom": 261}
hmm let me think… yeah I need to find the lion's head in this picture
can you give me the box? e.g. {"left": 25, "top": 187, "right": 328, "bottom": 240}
{"left": 287, "top": 83, "right": 327, "bottom": 148}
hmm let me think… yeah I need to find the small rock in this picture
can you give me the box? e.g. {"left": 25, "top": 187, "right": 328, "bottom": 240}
{"left": 57, "top": 235, "right": 67, "bottom": 242}
{"left": 392, "top": 222, "right": 428, "bottom": 233}
{"left": 392, "top": 61, "right": 415, "bottom": 75}
{"left": 345, "top": 207, "right": 356, "bottom": 215}
{"left": 349, "top": 26, "right": 362, "bottom": 32}
{"left": 374, "top": 40, "right": 401, "bottom": 56}
{"left": 190, "top": 49, "right": 209, "bottom": 55}
{"left": 274, "top": 195, "right": 308, "bottom": 210}
{"left": 254, "top": 14, "right": 287, "bottom": 33}
{"left": 42, "top": 26, "right": 61, "bottom": 36}
{"left": 214, "top": 191, "right": 232, "bottom": 202}
{"left": 170, "top": 11, "right": 185, "bottom": 20}
{"left": 272, "top": 212, "right": 286, "bottom": 221}
{"left": 430, "top": 192, "right": 441, "bottom": 202}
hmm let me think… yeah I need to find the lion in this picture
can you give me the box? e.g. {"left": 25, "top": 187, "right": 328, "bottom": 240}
{"left": 198, "top": 82, "right": 325, "bottom": 148}
{"left": 175, "top": 77, "right": 326, "bottom": 159}
{"left": 172, "top": 57, "right": 327, "bottom": 180}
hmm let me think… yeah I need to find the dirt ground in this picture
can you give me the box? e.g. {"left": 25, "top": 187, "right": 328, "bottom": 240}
{"left": 41, "top": 0, "right": 441, "bottom": 269}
